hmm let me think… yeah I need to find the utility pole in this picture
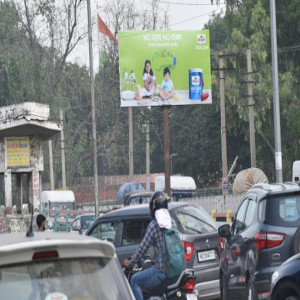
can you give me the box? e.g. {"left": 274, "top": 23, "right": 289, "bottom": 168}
{"left": 60, "top": 110, "right": 66, "bottom": 190}
{"left": 48, "top": 140, "right": 54, "bottom": 190}
{"left": 270, "top": 0, "right": 283, "bottom": 183}
{"left": 87, "top": 0, "right": 99, "bottom": 216}
{"left": 247, "top": 49, "right": 256, "bottom": 168}
{"left": 163, "top": 107, "right": 170, "bottom": 197}
{"left": 129, "top": 107, "right": 134, "bottom": 181}
{"left": 219, "top": 52, "right": 228, "bottom": 178}
{"left": 146, "top": 119, "right": 150, "bottom": 191}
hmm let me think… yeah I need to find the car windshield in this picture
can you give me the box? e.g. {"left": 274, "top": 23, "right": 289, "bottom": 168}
{"left": 81, "top": 215, "right": 95, "bottom": 229}
{"left": 89, "top": 221, "right": 118, "bottom": 243}
{"left": 264, "top": 194, "right": 300, "bottom": 227}
{"left": 175, "top": 205, "right": 217, "bottom": 234}
{"left": 0, "top": 257, "right": 132, "bottom": 300}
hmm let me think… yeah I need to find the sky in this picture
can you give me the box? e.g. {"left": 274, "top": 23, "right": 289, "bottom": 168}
{"left": 67, "top": 0, "right": 226, "bottom": 71}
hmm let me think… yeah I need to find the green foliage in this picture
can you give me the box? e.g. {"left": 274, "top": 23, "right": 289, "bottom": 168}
{"left": 1, "top": 0, "right": 300, "bottom": 189}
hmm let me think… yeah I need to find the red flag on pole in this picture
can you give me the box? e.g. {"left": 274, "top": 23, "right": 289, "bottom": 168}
{"left": 97, "top": 14, "right": 118, "bottom": 44}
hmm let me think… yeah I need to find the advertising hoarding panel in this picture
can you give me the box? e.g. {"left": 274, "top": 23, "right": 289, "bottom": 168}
{"left": 119, "top": 30, "right": 212, "bottom": 107}
{"left": 5, "top": 137, "right": 30, "bottom": 169}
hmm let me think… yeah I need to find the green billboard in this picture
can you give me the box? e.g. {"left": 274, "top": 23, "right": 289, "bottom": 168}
{"left": 119, "top": 30, "right": 212, "bottom": 107}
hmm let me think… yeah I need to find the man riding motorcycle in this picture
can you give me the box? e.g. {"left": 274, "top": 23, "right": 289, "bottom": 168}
{"left": 123, "top": 191, "right": 179, "bottom": 300}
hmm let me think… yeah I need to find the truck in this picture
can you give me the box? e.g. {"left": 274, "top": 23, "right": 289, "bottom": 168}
{"left": 41, "top": 190, "right": 76, "bottom": 210}
{"left": 154, "top": 175, "right": 196, "bottom": 201}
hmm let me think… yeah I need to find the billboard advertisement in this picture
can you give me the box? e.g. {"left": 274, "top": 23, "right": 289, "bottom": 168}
{"left": 5, "top": 137, "right": 30, "bottom": 169}
{"left": 119, "top": 30, "right": 211, "bottom": 107}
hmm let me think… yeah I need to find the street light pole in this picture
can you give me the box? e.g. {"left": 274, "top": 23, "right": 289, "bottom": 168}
{"left": 87, "top": 0, "right": 99, "bottom": 217}
{"left": 270, "top": 0, "right": 283, "bottom": 183}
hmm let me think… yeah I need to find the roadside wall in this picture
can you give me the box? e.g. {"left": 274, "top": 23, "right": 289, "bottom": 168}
{"left": 44, "top": 173, "right": 164, "bottom": 205}
{"left": 181, "top": 194, "right": 243, "bottom": 213}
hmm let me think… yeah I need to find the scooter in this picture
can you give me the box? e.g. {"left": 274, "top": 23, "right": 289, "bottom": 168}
{"left": 124, "top": 259, "right": 198, "bottom": 300}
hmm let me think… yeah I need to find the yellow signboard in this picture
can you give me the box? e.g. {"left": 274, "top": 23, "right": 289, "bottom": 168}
{"left": 5, "top": 137, "right": 30, "bottom": 169}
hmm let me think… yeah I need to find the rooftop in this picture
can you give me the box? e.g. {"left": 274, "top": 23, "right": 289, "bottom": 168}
{"left": 0, "top": 102, "right": 61, "bottom": 139}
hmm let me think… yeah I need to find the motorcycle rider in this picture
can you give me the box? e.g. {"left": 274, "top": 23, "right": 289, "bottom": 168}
{"left": 123, "top": 191, "right": 178, "bottom": 300}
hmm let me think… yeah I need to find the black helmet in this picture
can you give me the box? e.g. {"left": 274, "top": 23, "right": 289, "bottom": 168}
{"left": 149, "top": 191, "right": 168, "bottom": 219}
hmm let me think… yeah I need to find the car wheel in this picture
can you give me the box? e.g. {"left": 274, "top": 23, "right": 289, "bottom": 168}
{"left": 221, "top": 274, "right": 230, "bottom": 300}
{"left": 284, "top": 297, "right": 298, "bottom": 300}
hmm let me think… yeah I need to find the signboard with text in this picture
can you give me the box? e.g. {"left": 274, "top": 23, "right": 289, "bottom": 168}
{"left": 222, "top": 177, "right": 229, "bottom": 196}
{"left": 119, "top": 30, "right": 212, "bottom": 107}
{"left": 5, "top": 137, "right": 30, "bottom": 169}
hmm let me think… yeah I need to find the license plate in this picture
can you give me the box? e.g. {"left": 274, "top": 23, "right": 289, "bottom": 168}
{"left": 186, "top": 294, "right": 197, "bottom": 300}
{"left": 197, "top": 249, "right": 216, "bottom": 262}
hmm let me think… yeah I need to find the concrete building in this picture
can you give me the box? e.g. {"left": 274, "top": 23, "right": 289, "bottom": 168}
{"left": 0, "top": 102, "right": 61, "bottom": 212}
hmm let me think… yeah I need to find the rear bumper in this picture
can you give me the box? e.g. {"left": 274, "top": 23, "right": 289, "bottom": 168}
{"left": 195, "top": 279, "right": 220, "bottom": 299}
{"left": 252, "top": 267, "right": 274, "bottom": 297}
{"left": 193, "top": 265, "right": 220, "bottom": 299}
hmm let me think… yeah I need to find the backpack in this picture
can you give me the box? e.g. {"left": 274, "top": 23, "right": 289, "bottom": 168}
{"left": 162, "top": 227, "right": 186, "bottom": 278}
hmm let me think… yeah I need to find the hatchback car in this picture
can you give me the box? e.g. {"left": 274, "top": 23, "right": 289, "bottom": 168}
{"left": 86, "top": 202, "right": 221, "bottom": 299}
{"left": 0, "top": 232, "right": 134, "bottom": 300}
{"left": 219, "top": 183, "right": 300, "bottom": 300}
{"left": 270, "top": 252, "right": 300, "bottom": 300}
{"left": 70, "top": 213, "right": 96, "bottom": 234}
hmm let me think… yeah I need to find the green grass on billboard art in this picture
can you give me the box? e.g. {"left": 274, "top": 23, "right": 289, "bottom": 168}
{"left": 119, "top": 30, "right": 212, "bottom": 107}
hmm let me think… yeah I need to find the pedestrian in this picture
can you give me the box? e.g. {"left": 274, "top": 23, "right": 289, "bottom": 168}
{"left": 36, "top": 214, "right": 46, "bottom": 232}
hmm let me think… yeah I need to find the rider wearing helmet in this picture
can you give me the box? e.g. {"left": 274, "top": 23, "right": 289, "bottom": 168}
{"left": 123, "top": 191, "right": 177, "bottom": 300}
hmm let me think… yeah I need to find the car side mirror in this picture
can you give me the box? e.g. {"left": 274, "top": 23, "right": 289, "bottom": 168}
{"left": 218, "top": 224, "right": 231, "bottom": 239}
{"left": 72, "top": 225, "right": 80, "bottom": 231}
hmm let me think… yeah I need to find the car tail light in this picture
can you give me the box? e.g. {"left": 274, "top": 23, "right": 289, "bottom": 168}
{"left": 182, "top": 241, "right": 194, "bottom": 260}
{"left": 255, "top": 233, "right": 284, "bottom": 250}
{"left": 33, "top": 251, "right": 59, "bottom": 260}
{"left": 219, "top": 237, "right": 225, "bottom": 252}
{"left": 184, "top": 278, "right": 195, "bottom": 293}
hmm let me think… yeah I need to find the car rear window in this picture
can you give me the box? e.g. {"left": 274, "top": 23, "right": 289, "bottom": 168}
{"left": 264, "top": 194, "right": 300, "bottom": 227}
{"left": 0, "top": 257, "right": 132, "bottom": 300}
{"left": 174, "top": 205, "right": 217, "bottom": 234}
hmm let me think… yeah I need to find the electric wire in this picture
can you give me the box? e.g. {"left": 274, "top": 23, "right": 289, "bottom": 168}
{"left": 158, "top": 0, "right": 226, "bottom": 5}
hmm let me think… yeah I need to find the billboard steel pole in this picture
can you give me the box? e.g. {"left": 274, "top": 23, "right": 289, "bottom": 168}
{"left": 163, "top": 106, "right": 170, "bottom": 197}
{"left": 146, "top": 119, "right": 150, "bottom": 191}
{"left": 129, "top": 107, "right": 134, "bottom": 181}
{"left": 270, "top": 0, "right": 283, "bottom": 183}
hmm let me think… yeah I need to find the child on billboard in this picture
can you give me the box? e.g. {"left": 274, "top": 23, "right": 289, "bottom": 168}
{"left": 135, "top": 60, "right": 157, "bottom": 100}
{"left": 159, "top": 67, "right": 174, "bottom": 100}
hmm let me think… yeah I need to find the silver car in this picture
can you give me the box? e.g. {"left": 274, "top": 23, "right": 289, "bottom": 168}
{"left": 70, "top": 213, "right": 96, "bottom": 234}
{"left": 0, "top": 232, "right": 134, "bottom": 300}
{"left": 87, "top": 202, "right": 221, "bottom": 299}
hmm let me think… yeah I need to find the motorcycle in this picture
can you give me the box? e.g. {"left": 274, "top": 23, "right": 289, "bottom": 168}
{"left": 124, "top": 258, "right": 198, "bottom": 300}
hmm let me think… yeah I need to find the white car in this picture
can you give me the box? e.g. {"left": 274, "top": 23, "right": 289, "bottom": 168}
{"left": 0, "top": 232, "right": 134, "bottom": 300}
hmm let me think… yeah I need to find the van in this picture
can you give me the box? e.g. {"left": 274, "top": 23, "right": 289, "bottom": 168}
{"left": 292, "top": 160, "right": 300, "bottom": 182}
{"left": 41, "top": 190, "right": 75, "bottom": 210}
